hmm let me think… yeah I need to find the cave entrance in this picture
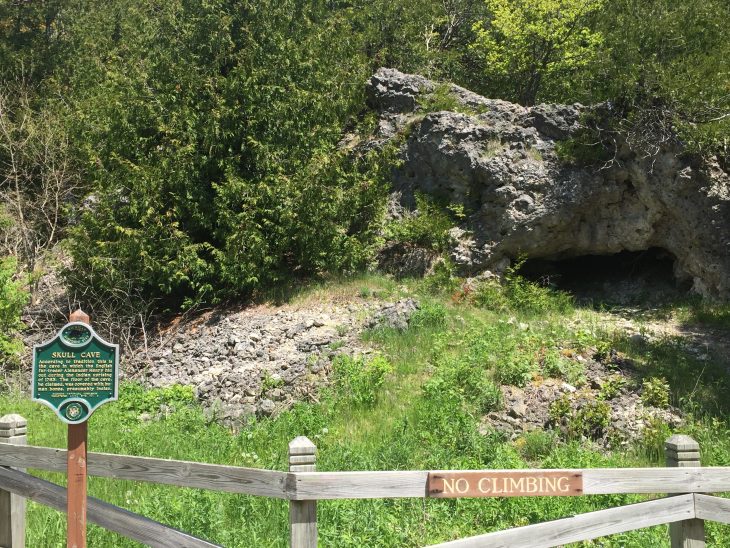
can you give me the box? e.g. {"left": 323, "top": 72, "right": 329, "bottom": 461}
{"left": 516, "top": 248, "right": 691, "bottom": 305}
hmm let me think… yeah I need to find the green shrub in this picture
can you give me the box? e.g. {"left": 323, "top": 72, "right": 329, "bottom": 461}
{"left": 549, "top": 394, "right": 573, "bottom": 424}
{"left": 641, "top": 377, "right": 670, "bottom": 408}
{"left": 384, "top": 193, "right": 453, "bottom": 252}
{"left": 409, "top": 301, "right": 447, "bottom": 330}
{"left": 418, "top": 83, "right": 461, "bottom": 113}
{"left": 598, "top": 375, "right": 627, "bottom": 401}
{"left": 332, "top": 354, "right": 392, "bottom": 406}
{"left": 495, "top": 351, "right": 535, "bottom": 387}
{"left": 517, "top": 430, "right": 557, "bottom": 461}
{"left": 472, "top": 279, "right": 510, "bottom": 312}
{"left": 573, "top": 400, "right": 611, "bottom": 440}
{"left": 505, "top": 272, "right": 573, "bottom": 314}
{"left": 541, "top": 348, "right": 566, "bottom": 378}
{"left": 117, "top": 383, "right": 196, "bottom": 417}
{"left": 422, "top": 259, "right": 460, "bottom": 295}
{"left": 0, "top": 257, "right": 28, "bottom": 367}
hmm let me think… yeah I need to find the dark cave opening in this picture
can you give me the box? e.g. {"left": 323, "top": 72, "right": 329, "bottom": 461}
{"left": 516, "top": 248, "right": 692, "bottom": 305}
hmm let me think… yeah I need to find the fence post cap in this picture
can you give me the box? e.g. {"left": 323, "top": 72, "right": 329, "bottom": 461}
{"left": 665, "top": 434, "right": 700, "bottom": 452}
{"left": 0, "top": 414, "right": 27, "bottom": 429}
{"left": 289, "top": 436, "right": 316, "bottom": 455}
{"left": 69, "top": 309, "right": 90, "bottom": 324}
{"left": 0, "top": 414, "right": 27, "bottom": 437}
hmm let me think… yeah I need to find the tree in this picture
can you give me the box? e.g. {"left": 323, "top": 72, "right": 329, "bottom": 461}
{"left": 471, "top": 0, "right": 605, "bottom": 105}
{"left": 592, "top": 0, "right": 730, "bottom": 159}
{"left": 0, "top": 84, "right": 80, "bottom": 294}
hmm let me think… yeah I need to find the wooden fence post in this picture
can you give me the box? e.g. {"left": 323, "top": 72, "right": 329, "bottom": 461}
{"left": 289, "top": 436, "right": 317, "bottom": 548}
{"left": 0, "top": 414, "right": 27, "bottom": 548}
{"left": 666, "top": 434, "right": 705, "bottom": 548}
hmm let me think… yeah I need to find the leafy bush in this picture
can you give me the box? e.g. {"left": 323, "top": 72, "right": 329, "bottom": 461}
{"left": 495, "top": 351, "right": 535, "bottom": 387}
{"left": 641, "top": 377, "right": 670, "bottom": 408}
{"left": 472, "top": 279, "right": 510, "bottom": 312}
{"left": 472, "top": 261, "right": 573, "bottom": 315}
{"left": 409, "top": 301, "right": 447, "bottom": 330}
{"left": 516, "top": 430, "right": 557, "bottom": 461}
{"left": 426, "top": 357, "right": 503, "bottom": 414}
{"left": 0, "top": 258, "right": 28, "bottom": 367}
{"left": 598, "top": 375, "right": 627, "bottom": 400}
{"left": 504, "top": 268, "right": 573, "bottom": 315}
{"left": 418, "top": 83, "right": 462, "bottom": 112}
{"left": 573, "top": 400, "right": 611, "bottom": 439}
{"left": 117, "top": 383, "right": 196, "bottom": 417}
{"left": 384, "top": 194, "right": 453, "bottom": 252}
{"left": 549, "top": 394, "right": 611, "bottom": 441}
{"left": 332, "top": 354, "right": 392, "bottom": 406}
{"left": 422, "top": 259, "right": 461, "bottom": 295}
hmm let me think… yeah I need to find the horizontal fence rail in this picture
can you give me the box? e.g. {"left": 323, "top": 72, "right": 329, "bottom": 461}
{"left": 3, "top": 445, "right": 730, "bottom": 501}
{"left": 0, "top": 443, "right": 288, "bottom": 499}
{"left": 0, "top": 466, "right": 219, "bottom": 548}
{"left": 429, "top": 494, "right": 697, "bottom": 548}
{"left": 2, "top": 431, "right": 729, "bottom": 547}
{"left": 287, "top": 467, "right": 730, "bottom": 500}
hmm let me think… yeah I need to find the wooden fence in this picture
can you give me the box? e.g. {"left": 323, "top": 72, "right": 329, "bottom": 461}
{"left": 1, "top": 413, "right": 729, "bottom": 547}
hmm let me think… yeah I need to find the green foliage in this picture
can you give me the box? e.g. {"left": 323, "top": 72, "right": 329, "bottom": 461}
{"left": 472, "top": 279, "right": 510, "bottom": 312}
{"left": 641, "top": 377, "right": 670, "bottom": 408}
{"left": 0, "top": 257, "right": 28, "bottom": 367}
{"left": 494, "top": 351, "right": 535, "bottom": 387}
{"left": 426, "top": 356, "right": 503, "bottom": 413}
{"left": 573, "top": 400, "right": 611, "bottom": 439}
{"left": 598, "top": 375, "right": 627, "bottom": 401}
{"left": 419, "top": 83, "right": 462, "bottom": 112}
{"left": 549, "top": 394, "right": 573, "bottom": 423}
{"left": 471, "top": 0, "right": 605, "bottom": 105}
{"left": 332, "top": 354, "right": 392, "bottom": 406}
{"left": 409, "top": 301, "right": 447, "bottom": 330}
{"left": 516, "top": 430, "right": 557, "bottom": 461}
{"left": 504, "top": 262, "right": 574, "bottom": 315}
{"left": 385, "top": 194, "right": 454, "bottom": 252}
{"left": 472, "top": 266, "right": 573, "bottom": 316}
{"left": 422, "top": 259, "right": 461, "bottom": 295}
{"left": 117, "top": 383, "right": 196, "bottom": 417}
{"left": 592, "top": 0, "right": 730, "bottom": 158}
{"left": 50, "top": 1, "right": 394, "bottom": 310}
{"left": 551, "top": 394, "right": 611, "bottom": 440}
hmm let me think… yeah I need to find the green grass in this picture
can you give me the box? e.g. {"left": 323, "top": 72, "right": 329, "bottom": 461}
{"left": 2, "top": 274, "right": 730, "bottom": 546}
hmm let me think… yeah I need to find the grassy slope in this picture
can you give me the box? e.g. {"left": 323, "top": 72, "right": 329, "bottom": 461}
{"left": 2, "top": 274, "right": 730, "bottom": 547}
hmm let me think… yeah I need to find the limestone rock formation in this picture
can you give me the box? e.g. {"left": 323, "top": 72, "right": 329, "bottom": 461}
{"left": 366, "top": 68, "right": 730, "bottom": 299}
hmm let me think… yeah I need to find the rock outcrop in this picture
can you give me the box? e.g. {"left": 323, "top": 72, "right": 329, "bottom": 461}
{"left": 366, "top": 68, "right": 730, "bottom": 299}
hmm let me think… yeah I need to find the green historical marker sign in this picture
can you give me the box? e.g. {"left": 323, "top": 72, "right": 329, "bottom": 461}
{"left": 32, "top": 322, "right": 119, "bottom": 424}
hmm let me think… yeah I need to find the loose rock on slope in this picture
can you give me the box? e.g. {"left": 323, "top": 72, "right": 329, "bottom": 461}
{"left": 128, "top": 298, "right": 420, "bottom": 426}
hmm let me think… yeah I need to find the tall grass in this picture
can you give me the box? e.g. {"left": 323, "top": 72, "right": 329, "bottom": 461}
{"left": 2, "top": 275, "right": 730, "bottom": 546}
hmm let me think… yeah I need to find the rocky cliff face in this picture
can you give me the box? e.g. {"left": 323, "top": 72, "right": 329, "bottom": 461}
{"left": 366, "top": 68, "right": 730, "bottom": 299}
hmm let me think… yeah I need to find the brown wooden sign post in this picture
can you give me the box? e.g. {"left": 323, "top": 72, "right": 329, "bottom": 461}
{"left": 67, "top": 309, "right": 90, "bottom": 548}
{"left": 31, "top": 309, "right": 119, "bottom": 548}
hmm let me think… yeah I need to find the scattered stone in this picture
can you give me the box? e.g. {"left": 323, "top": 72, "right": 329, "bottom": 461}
{"left": 483, "top": 353, "right": 684, "bottom": 448}
{"left": 367, "top": 298, "right": 419, "bottom": 330}
{"left": 257, "top": 399, "right": 276, "bottom": 417}
{"left": 127, "top": 299, "right": 413, "bottom": 423}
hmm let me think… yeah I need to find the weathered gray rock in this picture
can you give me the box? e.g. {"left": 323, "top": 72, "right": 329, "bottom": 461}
{"left": 365, "top": 68, "right": 730, "bottom": 299}
{"left": 127, "top": 299, "right": 417, "bottom": 425}
{"left": 367, "top": 298, "right": 419, "bottom": 331}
